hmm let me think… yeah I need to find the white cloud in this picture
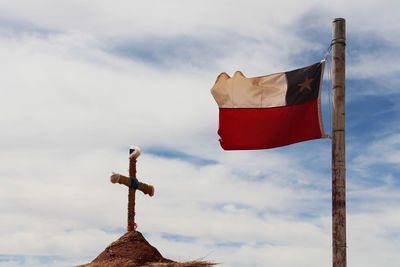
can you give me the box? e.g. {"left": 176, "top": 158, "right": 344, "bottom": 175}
{"left": 1, "top": 0, "right": 400, "bottom": 266}
{"left": 352, "top": 133, "right": 400, "bottom": 173}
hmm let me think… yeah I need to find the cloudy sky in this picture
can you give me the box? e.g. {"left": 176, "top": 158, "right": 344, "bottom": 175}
{"left": 1, "top": 1, "right": 400, "bottom": 266}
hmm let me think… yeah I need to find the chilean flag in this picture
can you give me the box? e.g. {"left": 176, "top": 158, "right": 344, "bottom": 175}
{"left": 211, "top": 61, "right": 327, "bottom": 150}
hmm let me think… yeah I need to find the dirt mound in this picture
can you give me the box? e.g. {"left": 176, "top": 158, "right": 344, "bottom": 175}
{"left": 78, "top": 231, "right": 215, "bottom": 267}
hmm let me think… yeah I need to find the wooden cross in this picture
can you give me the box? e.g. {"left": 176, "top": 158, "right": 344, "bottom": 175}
{"left": 110, "top": 146, "right": 154, "bottom": 231}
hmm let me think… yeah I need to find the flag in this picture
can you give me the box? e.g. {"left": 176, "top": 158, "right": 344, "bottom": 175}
{"left": 211, "top": 61, "right": 327, "bottom": 150}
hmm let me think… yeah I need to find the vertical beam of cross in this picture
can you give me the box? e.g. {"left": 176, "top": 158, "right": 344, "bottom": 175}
{"left": 127, "top": 147, "right": 137, "bottom": 231}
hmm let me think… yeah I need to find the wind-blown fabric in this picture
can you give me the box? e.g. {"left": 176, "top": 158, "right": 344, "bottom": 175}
{"left": 211, "top": 61, "right": 327, "bottom": 150}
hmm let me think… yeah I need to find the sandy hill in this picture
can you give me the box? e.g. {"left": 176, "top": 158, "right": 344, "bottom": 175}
{"left": 78, "top": 231, "right": 216, "bottom": 267}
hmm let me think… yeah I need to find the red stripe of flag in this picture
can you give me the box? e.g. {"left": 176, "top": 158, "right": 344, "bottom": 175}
{"left": 218, "top": 98, "right": 323, "bottom": 150}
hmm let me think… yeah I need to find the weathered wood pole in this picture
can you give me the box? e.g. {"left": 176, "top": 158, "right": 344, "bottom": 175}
{"left": 127, "top": 148, "right": 137, "bottom": 231}
{"left": 332, "top": 18, "right": 346, "bottom": 267}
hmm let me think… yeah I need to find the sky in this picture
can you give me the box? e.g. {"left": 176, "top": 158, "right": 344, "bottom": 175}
{"left": 0, "top": 0, "right": 400, "bottom": 266}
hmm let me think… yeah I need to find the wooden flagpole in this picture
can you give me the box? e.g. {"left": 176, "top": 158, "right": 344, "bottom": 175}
{"left": 331, "top": 18, "right": 346, "bottom": 267}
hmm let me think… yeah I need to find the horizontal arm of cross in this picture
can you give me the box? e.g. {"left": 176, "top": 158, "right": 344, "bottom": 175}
{"left": 111, "top": 173, "right": 154, "bottom": 197}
